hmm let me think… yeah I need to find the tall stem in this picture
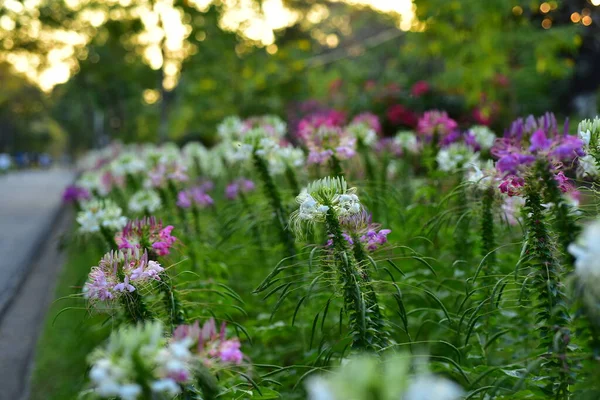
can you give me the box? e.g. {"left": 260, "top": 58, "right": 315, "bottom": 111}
{"left": 524, "top": 162, "right": 571, "bottom": 398}
{"left": 253, "top": 153, "right": 296, "bottom": 256}
{"left": 324, "top": 203, "right": 383, "bottom": 351}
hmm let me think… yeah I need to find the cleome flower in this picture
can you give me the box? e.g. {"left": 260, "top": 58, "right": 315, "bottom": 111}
{"left": 172, "top": 318, "right": 244, "bottom": 367}
{"left": 330, "top": 210, "right": 392, "bottom": 252}
{"left": 115, "top": 217, "right": 177, "bottom": 257}
{"left": 569, "top": 219, "right": 600, "bottom": 299}
{"left": 290, "top": 177, "right": 362, "bottom": 236}
{"left": 87, "top": 321, "right": 190, "bottom": 400}
{"left": 177, "top": 187, "right": 214, "bottom": 209}
{"left": 128, "top": 189, "right": 162, "bottom": 214}
{"left": 77, "top": 199, "right": 128, "bottom": 234}
{"left": 225, "top": 178, "right": 255, "bottom": 200}
{"left": 62, "top": 184, "right": 91, "bottom": 204}
{"left": 84, "top": 249, "right": 164, "bottom": 304}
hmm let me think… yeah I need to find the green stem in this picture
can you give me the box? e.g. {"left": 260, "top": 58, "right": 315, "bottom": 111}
{"left": 285, "top": 165, "right": 300, "bottom": 195}
{"left": 329, "top": 155, "right": 344, "bottom": 179}
{"left": 253, "top": 153, "right": 296, "bottom": 256}
{"left": 524, "top": 162, "right": 572, "bottom": 398}
{"left": 324, "top": 203, "right": 382, "bottom": 351}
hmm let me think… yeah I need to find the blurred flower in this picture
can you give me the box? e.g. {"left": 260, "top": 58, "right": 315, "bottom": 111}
{"left": 62, "top": 185, "right": 91, "bottom": 204}
{"left": 87, "top": 322, "right": 188, "bottom": 399}
{"left": 172, "top": 318, "right": 244, "bottom": 367}
{"left": 217, "top": 116, "right": 244, "bottom": 141}
{"left": 570, "top": 220, "right": 600, "bottom": 298}
{"left": 417, "top": 110, "right": 458, "bottom": 140}
{"left": 411, "top": 80, "right": 430, "bottom": 97}
{"left": 436, "top": 143, "right": 478, "bottom": 172}
{"left": 404, "top": 375, "right": 464, "bottom": 400}
{"left": 499, "top": 175, "right": 525, "bottom": 197}
{"left": 128, "top": 190, "right": 162, "bottom": 214}
{"left": 465, "top": 125, "right": 496, "bottom": 151}
{"left": 109, "top": 152, "right": 146, "bottom": 178}
{"left": 225, "top": 178, "right": 256, "bottom": 200}
{"left": 77, "top": 199, "right": 127, "bottom": 234}
{"left": 387, "top": 104, "right": 418, "bottom": 127}
{"left": 177, "top": 187, "right": 214, "bottom": 209}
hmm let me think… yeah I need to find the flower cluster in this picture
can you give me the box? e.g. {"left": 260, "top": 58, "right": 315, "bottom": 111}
{"left": 577, "top": 117, "right": 600, "bottom": 178}
{"left": 347, "top": 112, "right": 381, "bottom": 147}
{"left": 436, "top": 142, "right": 479, "bottom": 172}
{"left": 172, "top": 318, "right": 244, "bottom": 367}
{"left": 300, "top": 124, "right": 357, "bottom": 165}
{"left": 306, "top": 355, "right": 463, "bottom": 400}
{"left": 77, "top": 199, "right": 128, "bottom": 234}
{"left": 128, "top": 189, "right": 162, "bottom": 214}
{"left": 87, "top": 322, "right": 188, "bottom": 400}
{"left": 84, "top": 249, "right": 164, "bottom": 303}
{"left": 417, "top": 110, "right": 458, "bottom": 141}
{"left": 492, "top": 113, "right": 584, "bottom": 196}
{"left": 115, "top": 217, "right": 177, "bottom": 257}
{"left": 290, "top": 177, "right": 362, "bottom": 235}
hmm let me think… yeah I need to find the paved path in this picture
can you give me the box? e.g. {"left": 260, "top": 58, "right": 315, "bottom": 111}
{"left": 0, "top": 169, "right": 74, "bottom": 316}
{"left": 0, "top": 208, "right": 72, "bottom": 400}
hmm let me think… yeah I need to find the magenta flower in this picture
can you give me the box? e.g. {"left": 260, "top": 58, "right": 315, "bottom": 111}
{"left": 297, "top": 110, "right": 346, "bottom": 141}
{"left": 115, "top": 217, "right": 177, "bottom": 257}
{"left": 62, "top": 185, "right": 91, "bottom": 203}
{"left": 361, "top": 228, "right": 391, "bottom": 252}
{"left": 387, "top": 104, "right": 419, "bottom": 127}
{"left": 411, "top": 80, "right": 430, "bottom": 97}
{"left": 499, "top": 175, "right": 525, "bottom": 197}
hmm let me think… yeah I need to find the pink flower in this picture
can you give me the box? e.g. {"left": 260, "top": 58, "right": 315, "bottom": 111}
{"left": 351, "top": 112, "right": 382, "bottom": 134}
{"left": 172, "top": 318, "right": 245, "bottom": 366}
{"left": 177, "top": 187, "right": 214, "bottom": 209}
{"left": 115, "top": 217, "right": 177, "bottom": 256}
{"left": 417, "top": 110, "right": 458, "bottom": 139}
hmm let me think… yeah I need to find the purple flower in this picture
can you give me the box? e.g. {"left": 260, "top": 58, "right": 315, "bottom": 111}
{"left": 225, "top": 178, "right": 256, "bottom": 200}
{"left": 177, "top": 187, "right": 214, "bottom": 209}
{"left": 62, "top": 185, "right": 91, "bottom": 203}
{"left": 550, "top": 136, "right": 585, "bottom": 160}
{"left": 417, "top": 110, "right": 458, "bottom": 140}
{"left": 528, "top": 129, "right": 552, "bottom": 152}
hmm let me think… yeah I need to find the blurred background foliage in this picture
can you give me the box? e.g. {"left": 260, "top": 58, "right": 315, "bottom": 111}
{"left": 1, "top": 0, "right": 599, "bottom": 156}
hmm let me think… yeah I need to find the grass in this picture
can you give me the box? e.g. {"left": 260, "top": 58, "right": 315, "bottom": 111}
{"left": 29, "top": 237, "right": 109, "bottom": 400}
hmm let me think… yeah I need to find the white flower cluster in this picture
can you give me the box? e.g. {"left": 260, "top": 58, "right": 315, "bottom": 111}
{"left": 577, "top": 117, "right": 600, "bottom": 178}
{"left": 128, "top": 190, "right": 162, "bottom": 213}
{"left": 305, "top": 355, "right": 463, "bottom": 400}
{"left": 77, "top": 199, "right": 127, "bottom": 233}
{"left": 88, "top": 322, "right": 191, "bottom": 400}
{"left": 394, "top": 131, "right": 420, "bottom": 154}
{"left": 109, "top": 151, "right": 147, "bottom": 177}
{"left": 569, "top": 219, "right": 600, "bottom": 294}
{"left": 436, "top": 143, "right": 479, "bottom": 172}
{"left": 217, "top": 116, "right": 244, "bottom": 141}
{"left": 291, "top": 177, "right": 362, "bottom": 235}
{"left": 347, "top": 123, "right": 377, "bottom": 147}
{"left": 469, "top": 125, "right": 496, "bottom": 150}
{"left": 465, "top": 159, "right": 496, "bottom": 189}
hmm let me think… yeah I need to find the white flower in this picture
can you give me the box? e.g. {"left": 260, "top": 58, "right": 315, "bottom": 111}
{"left": 305, "top": 376, "right": 336, "bottom": 400}
{"left": 579, "top": 129, "right": 591, "bottom": 148}
{"left": 218, "top": 116, "right": 244, "bottom": 141}
{"left": 404, "top": 375, "right": 464, "bottom": 400}
{"left": 394, "top": 131, "right": 419, "bottom": 153}
{"left": 569, "top": 220, "right": 600, "bottom": 286}
{"left": 110, "top": 152, "right": 146, "bottom": 177}
{"left": 469, "top": 125, "right": 496, "bottom": 150}
{"left": 347, "top": 123, "right": 377, "bottom": 146}
{"left": 151, "top": 379, "right": 181, "bottom": 396}
{"left": 577, "top": 154, "right": 600, "bottom": 178}
{"left": 128, "top": 190, "right": 162, "bottom": 213}
{"left": 436, "top": 143, "right": 478, "bottom": 172}
{"left": 334, "top": 193, "right": 361, "bottom": 217}
{"left": 118, "top": 384, "right": 142, "bottom": 400}
{"left": 465, "top": 159, "right": 495, "bottom": 188}
{"left": 77, "top": 199, "right": 127, "bottom": 233}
